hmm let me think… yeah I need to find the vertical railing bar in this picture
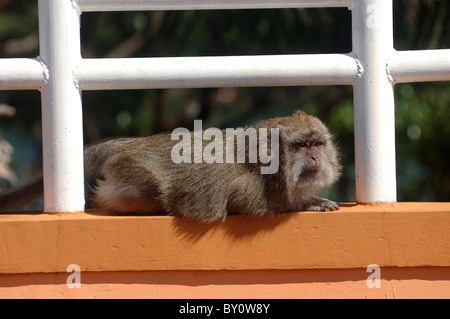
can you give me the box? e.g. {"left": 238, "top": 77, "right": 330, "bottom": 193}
{"left": 352, "top": 0, "right": 397, "bottom": 204}
{"left": 38, "top": 0, "right": 85, "bottom": 213}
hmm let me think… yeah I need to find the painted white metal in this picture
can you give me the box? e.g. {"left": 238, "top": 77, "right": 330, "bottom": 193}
{"left": 76, "top": 0, "right": 352, "bottom": 12}
{"left": 389, "top": 49, "right": 450, "bottom": 84}
{"left": 0, "top": 58, "right": 46, "bottom": 90}
{"left": 352, "top": 0, "right": 397, "bottom": 204}
{"left": 38, "top": 0, "right": 85, "bottom": 212}
{"left": 1, "top": 0, "right": 450, "bottom": 212}
{"left": 76, "top": 54, "right": 361, "bottom": 90}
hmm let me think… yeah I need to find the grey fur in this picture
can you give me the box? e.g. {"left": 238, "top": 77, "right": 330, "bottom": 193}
{"left": 0, "top": 111, "right": 341, "bottom": 222}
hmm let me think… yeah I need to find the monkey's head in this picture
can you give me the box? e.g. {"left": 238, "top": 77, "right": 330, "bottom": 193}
{"left": 275, "top": 110, "right": 341, "bottom": 196}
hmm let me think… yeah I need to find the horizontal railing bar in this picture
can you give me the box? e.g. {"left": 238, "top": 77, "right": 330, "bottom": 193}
{"left": 75, "top": 54, "right": 360, "bottom": 90}
{"left": 388, "top": 49, "right": 450, "bottom": 84}
{"left": 1, "top": 50, "right": 449, "bottom": 91}
{"left": 76, "top": 0, "right": 352, "bottom": 12}
{"left": 0, "top": 58, "right": 46, "bottom": 90}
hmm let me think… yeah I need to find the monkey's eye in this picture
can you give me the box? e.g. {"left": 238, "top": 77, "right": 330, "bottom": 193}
{"left": 314, "top": 141, "right": 324, "bottom": 147}
{"left": 295, "top": 142, "right": 308, "bottom": 148}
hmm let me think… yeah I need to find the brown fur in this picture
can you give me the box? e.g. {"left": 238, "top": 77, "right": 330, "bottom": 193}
{"left": 0, "top": 111, "right": 341, "bottom": 222}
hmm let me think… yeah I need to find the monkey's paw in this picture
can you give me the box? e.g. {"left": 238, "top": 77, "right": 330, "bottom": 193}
{"left": 304, "top": 197, "right": 340, "bottom": 212}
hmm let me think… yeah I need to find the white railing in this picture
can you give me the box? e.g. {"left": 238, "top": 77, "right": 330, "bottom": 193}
{"left": 0, "top": 0, "right": 449, "bottom": 213}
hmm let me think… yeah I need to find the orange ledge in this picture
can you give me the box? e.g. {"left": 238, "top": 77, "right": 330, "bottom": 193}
{"left": 0, "top": 202, "right": 449, "bottom": 274}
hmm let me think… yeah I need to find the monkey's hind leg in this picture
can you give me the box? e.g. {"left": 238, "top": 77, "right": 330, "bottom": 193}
{"left": 89, "top": 178, "right": 163, "bottom": 214}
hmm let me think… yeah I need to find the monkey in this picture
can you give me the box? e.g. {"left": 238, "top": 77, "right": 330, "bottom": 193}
{"left": 0, "top": 110, "right": 341, "bottom": 223}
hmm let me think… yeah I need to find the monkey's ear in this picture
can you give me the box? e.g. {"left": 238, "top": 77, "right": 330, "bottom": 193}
{"left": 273, "top": 125, "right": 288, "bottom": 145}
{"left": 294, "top": 110, "right": 307, "bottom": 117}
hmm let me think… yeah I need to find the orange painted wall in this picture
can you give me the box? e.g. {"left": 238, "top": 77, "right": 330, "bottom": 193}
{"left": 1, "top": 268, "right": 449, "bottom": 299}
{"left": 0, "top": 203, "right": 449, "bottom": 299}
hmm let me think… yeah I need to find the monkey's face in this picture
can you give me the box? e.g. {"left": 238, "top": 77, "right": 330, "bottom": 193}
{"left": 279, "top": 113, "right": 341, "bottom": 194}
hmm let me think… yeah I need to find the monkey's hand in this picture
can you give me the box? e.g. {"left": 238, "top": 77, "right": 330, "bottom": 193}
{"left": 304, "top": 196, "right": 340, "bottom": 212}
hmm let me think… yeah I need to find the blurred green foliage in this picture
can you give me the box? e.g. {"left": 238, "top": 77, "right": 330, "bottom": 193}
{"left": 0, "top": 0, "right": 449, "bottom": 202}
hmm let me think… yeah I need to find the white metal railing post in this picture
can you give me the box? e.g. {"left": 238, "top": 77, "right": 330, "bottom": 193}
{"left": 38, "top": 0, "right": 85, "bottom": 213}
{"left": 352, "top": 0, "right": 397, "bottom": 204}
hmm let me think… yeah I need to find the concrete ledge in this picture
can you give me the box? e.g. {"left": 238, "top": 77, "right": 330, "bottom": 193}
{"left": 0, "top": 202, "right": 449, "bottom": 274}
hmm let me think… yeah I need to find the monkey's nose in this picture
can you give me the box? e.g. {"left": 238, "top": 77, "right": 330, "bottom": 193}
{"left": 309, "top": 156, "right": 320, "bottom": 167}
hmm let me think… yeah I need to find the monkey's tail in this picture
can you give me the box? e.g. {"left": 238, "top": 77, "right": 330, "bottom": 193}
{"left": 0, "top": 177, "right": 44, "bottom": 212}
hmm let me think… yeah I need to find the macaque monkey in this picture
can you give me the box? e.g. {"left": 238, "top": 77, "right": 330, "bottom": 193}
{"left": 0, "top": 110, "right": 341, "bottom": 223}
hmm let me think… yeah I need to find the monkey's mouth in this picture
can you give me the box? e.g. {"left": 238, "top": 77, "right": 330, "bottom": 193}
{"left": 299, "top": 168, "right": 320, "bottom": 181}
